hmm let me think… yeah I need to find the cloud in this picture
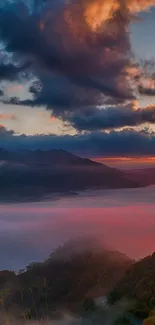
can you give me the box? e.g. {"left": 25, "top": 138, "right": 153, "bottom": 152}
{"left": 0, "top": 89, "right": 3, "bottom": 96}
{"left": 139, "top": 85, "right": 155, "bottom": 96}
{"left": 0, "top": 0, "right": 155, "bottom": 138}
{"left": 0, "top": 128, "right": 155, "bottom": 157}
{"left": 0, "top": 124, "right": 15, "bottom": 136}
{"left": 1, "top": 0, "right": 154, "bottom": 112}
{"left": 0, "top": 63, "right": 28, "bottom": 81}
{"left": 135, "top": 59, "right": 155, "bottom": 96}
{"left": 61, "top": 102, "right": 155, "bottom": 131}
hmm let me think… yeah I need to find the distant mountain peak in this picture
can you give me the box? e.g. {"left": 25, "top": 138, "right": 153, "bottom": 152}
{"left": 0, "top": 147, "right": 140, "bottom": 202}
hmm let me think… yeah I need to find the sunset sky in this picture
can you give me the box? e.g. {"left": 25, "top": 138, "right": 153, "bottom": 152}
{"left": 1, "top": 1, "right": 155, "bottom": 268}
{"left": 1, "top": 0, "right": 155, "bottom": 166}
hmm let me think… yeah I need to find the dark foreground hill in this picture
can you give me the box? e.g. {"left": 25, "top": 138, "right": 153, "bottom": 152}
{"left": 0, "top": 237, "right": 132, "bottom": 318}
{"left": 0, "top": 148, "right": 141, "bottom": 202}
{"left": 108, "top": 252, "right": 155, "bottom": 317}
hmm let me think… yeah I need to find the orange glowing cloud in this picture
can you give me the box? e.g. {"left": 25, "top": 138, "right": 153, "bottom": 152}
{"left": 84, "top": 0, "right": 155, "bottom": 31}
{"left": 84, "top": 0, "right": 120, "bottom": 30}
{"left": 100, "top": 157, "right": 155, "bottom": 163}
{"left": 92, "top": 156, "right": 155, "bottom": 168}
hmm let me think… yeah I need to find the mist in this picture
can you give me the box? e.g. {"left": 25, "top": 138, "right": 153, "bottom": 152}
{"left": 0, "top": 186, "right": 155, "bottom": 270}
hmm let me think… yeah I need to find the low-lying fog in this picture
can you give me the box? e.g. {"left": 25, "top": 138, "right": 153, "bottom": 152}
{"left": 1, "top": 186, "right": 155, "bottom": 270}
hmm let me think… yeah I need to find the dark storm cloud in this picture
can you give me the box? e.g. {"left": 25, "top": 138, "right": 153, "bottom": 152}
{"left": 138, "top": 85, "right": 155, "bottom": 96}
{"left": 0, "top": 124, "right": 14, "bottom": 136}
{"left": 1, "top": 128, "right": 155, "bottom": 157}
{"left": 0, "top": 63, "right": 28, "bottom": 81}
{"left": 63, "top": 103, "right": 155, "bottom": 131}
{"left": 138, "top": 59, "right": 155, "bottom": 96}
{"left": 0, "top": 0, "right": 136, "bottom": 110}
{"left": 15, "top": 74, "right": 126, "bottom": 111}
{"left": 1, "top": 0, "right": 155, "bottom": 134}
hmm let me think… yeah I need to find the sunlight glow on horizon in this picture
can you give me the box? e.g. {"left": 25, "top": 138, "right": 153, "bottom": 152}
{"left": 91, "top": 156, "right": 155, "bottom": 169}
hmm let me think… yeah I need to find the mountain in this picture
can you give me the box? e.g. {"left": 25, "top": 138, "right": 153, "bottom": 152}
{"left": 125, "top": 168, "right": 155, "bottom": 187}
{"left": 0, "top": 148, "right": 103, "bottom": 168}
{"left": 0, "top": 148, "right": 140, "bottom": 202}
{"left": 107, "top": 252, "right": 155, "bottom": 312}
{"left": 1, "top": 238, "right": 133, "bottom": 318}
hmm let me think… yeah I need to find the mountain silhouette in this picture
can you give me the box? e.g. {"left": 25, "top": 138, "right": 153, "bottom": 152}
{"left": 0, "top": 148, "right": 141, "bottom": 202}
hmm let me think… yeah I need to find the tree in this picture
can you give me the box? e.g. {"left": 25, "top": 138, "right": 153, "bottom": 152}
{"left": 107, "top": 289, "right": 122, "bottom": 304}
{"left": 82, "top": 298, "right": 96, "bottom": 312}
{"left": 26, "top": 262, "right": 41, "bottom": 271}
{"left": 150, "top": 298, "right": 155, "bottom": 309}
{"left": 115, "top": 315, "right": 132, "bottom": 325}
{"left": 143, "top": 317, "right": 155, "bottom": 325}
{"left": 128, "top": 300, "right": 150, "bottom": 319}
{"left": 18, "top": 269, "right": 25, "bottom": 275}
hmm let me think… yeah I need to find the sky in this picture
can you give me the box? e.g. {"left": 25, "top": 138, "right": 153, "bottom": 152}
{"left": 1, "top": 0, "right": 155, "bottom": 163}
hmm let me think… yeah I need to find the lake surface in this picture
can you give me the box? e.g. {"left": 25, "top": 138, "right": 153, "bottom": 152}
{"left": 1, "top": 186, "right": 155, "bottom": 270}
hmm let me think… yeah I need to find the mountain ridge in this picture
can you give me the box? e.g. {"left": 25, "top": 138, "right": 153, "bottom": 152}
{"left": 0, "top": 148, "right": 109, "bottom": 169}
{"left": 107, "top": 251, "right": 155, "bottom": 308}
{"left": 0, "top": 148, "right": 140, "bottom": 202}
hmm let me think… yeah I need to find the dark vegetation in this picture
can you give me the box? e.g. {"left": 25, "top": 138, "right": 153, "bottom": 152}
{"left": 107, "top": 252, "right": 155, "bottom": 319}
{"left": 0, "top": 238, "right": 132, "bottom": 319}
{"left": 115, "top": 315, "right": 132, "bottom": 325}
{"left": 1, "top": 238, "right": 155, "bottom": 324}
